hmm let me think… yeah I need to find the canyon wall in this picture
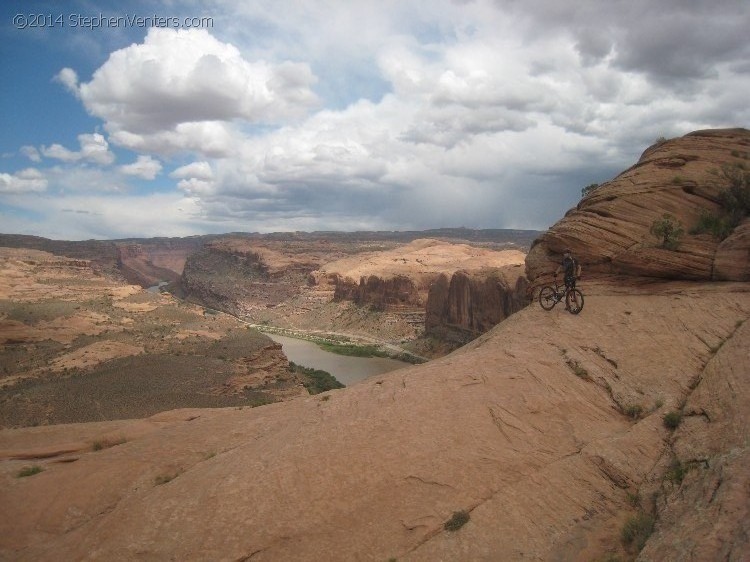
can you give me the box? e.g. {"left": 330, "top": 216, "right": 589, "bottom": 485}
{"left": 425, "top": 265, "right": 529, "bottom": 342}
{"left": 526, "top": 128, "right": 750, "bottom": 285}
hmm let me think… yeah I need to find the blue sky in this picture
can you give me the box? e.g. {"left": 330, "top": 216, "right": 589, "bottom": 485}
{"left": 1, "top": 0, "right": 748, "bottom": 240}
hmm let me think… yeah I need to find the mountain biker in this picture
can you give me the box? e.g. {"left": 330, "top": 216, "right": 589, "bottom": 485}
{"left": 555, "top": 248, "right": 581, "bottom": 308}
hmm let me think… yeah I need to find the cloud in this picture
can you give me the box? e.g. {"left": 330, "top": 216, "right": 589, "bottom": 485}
{"left": 54, "top": 67, "right": 80, "bottom": 96}
{"left": 8, "top": 0, "right": 747, "bottom": 241}
{"left": 170, "top": 161, "right": 214, "bottom": 181}
{"left": 68, "top": 28, "right": 320, "bottom": 157}
{"left": 0, "top": 168, "right": 48, "bottom": 194}
{"left": 119, "top": 155, "right": 162, "bottom": 180}
{"left": 20, "top": 146, "right": 41, "bottom": 163}
{"left": 41, "top": 133, "right": 115, "bottom": 165}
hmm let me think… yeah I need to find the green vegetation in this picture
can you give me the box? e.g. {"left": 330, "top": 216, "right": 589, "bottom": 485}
{"left": 665, "top": 458, "right": 690, "bottom": 484}
{"left": 692, "top": 163, "right": 750, "bottom": 240}
{"left": 17, "top": 465, "right": 44, "bottom": 478}
{"left": 650, "top": 214, "right": 684, "bottom": 250}
{"left": 154, "top": 472, "right": 181, "bottom": 486}
{"left": 624, "top": 404, "right": 644, "bottom": 420}
{"left": 581, "top": 183, "right": 599, "bottom": 197}
{"left": 289, "top": 362, "right": 345, "bottom": 395}
{"left": 621, "top": 512, "right": 655, "bottom": 553}
{"left": 565, "top": 358, "right": 590, "bottom": 380}
{"left": 690, "top": 209, "right": 736, "bottom": 240}
{"left": 626, "top": 491, "right": 640, "bottom": 508}
{"left": 663, "top": 411, "right": 682, "bottom": 430}
{"left": 444, "top": 510, "right": 470, "bottom": 531}
{"left": 318, "top": 342, "right": 388, "bottom": 358}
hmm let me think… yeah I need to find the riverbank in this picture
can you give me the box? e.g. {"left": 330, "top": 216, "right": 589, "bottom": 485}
{"left": 249, "top": 324, "right": 428, "bottom": 364}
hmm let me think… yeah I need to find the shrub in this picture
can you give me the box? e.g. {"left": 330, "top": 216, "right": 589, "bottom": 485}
{"left": 581, "top": 183, "right": 599, "bottom": 197}
{"left": 566, "top": 358, "right": 590, "bottom": 380}
{"left": 17, "top": 465, "right": 44, "bottom": 478}
{"left": 665, "top": 458, "right": 693, "bottom": 485}
{"left": 663, "top": 411, "right": 682, "bottom": 430}
{"left": 444, "top": 510, "right": 470, "bottom": 531}
{"left": 690, "top": 210, "right": 735, "bottom": 240}
{"left": 650, "top": 214, "right": 684, "bottom": 250}
{"left": 624, "top": 404, "right": 644, "bottom": 420}
{"left": 621, "top": 512, "right": 655, "bottom": 553}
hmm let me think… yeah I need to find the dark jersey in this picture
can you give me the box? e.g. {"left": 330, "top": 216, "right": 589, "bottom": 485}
{"left": 562, "top": 256, "right": 577, "bottom": 278}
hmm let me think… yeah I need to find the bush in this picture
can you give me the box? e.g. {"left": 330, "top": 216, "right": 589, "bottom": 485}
{"left": 290, "top": 362, "right": 345, "bottom": 394}
{"left": 690, "top": 210, "right": 735, "bottom": 240}
{"left": 621, "top": 512, "right": 655, "bottom": 553}
{"left": 650, "top": 214, "right": 684, "bottom": 250}
{"left": 625, "top": 404, "right": 644, "bottom": 420}
{"left": 663, "top": 411, "right": 682, "bottom": 430}
{"left": 581, "top": 183, "right": 599, "bottom": 197}
{"left": 17, "top": 465, "right": 44, "bottom": 478}
{"left": 444, "top": 510, "right": 470, "bottom": 531}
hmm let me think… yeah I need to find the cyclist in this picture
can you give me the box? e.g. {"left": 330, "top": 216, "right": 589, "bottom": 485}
{"left": 555, "top": 248, "right": 581, "bottom": 309}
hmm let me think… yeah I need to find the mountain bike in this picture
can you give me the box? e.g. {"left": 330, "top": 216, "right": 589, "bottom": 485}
{"left": 538, "top": 279, "right": 584, "bottom": 314}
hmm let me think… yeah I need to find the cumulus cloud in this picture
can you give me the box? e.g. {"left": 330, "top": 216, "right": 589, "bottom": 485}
{"left": 54, "top": 67, "right": 80, "bottom": 96}
{"left": 0, "top": 168, "right": 48, "bottom": 194}
{"left": 9, "top": 0, "right": 748, "bottom": 240}
{"left": 119, "top": 155, "right": 162, "bottom": 180}
{"left": 41, "top": 133, "right": 115, "bottom": 165}
{"left": 69, "top": 28, "right": 320, "bottom": 156}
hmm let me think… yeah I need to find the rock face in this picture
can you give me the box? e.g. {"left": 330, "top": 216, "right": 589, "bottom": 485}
{"left": 2, "top": 282, "right": 749, "bottom": 561}
{"left": 526, "top": 128, "right": 750, "bottom": 284}
{"left": 334, "top": 274, "right": 421, "bottom": 310}
{"left": 179, "top": 239, "right": 321, "bottom": 316}
{"left": 425, "top": 265, "right": 529, "bottom": 341}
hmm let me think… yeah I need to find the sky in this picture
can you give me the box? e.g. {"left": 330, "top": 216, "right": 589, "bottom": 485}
{"left": 1, "top": 0, "right": 748, "bottom": 240}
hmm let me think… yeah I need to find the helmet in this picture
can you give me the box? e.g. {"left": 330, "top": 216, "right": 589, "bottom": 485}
{"left": 563, "top": 248, "right": 572, "bottom": 254}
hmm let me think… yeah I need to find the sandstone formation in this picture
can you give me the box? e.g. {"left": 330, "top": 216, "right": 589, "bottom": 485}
{"left": 1, "top": 281, "right": 748, "bottom": 561}
{"left": 425, "top": 264, "right": 529, "bottom": 342}
{"left": 316, "top": 238, "right": 526, "bottom": 311}
{"left": 526, "top": 128, "right": 750, "bottom": 285}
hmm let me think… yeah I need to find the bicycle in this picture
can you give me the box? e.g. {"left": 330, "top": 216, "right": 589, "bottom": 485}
{"left": 538, "top": 278, "right": 584, "bottom": 314}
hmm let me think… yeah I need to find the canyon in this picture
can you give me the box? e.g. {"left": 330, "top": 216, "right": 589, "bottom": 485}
{"left": 0, "top": 128, "right": 749, "bottom": 560}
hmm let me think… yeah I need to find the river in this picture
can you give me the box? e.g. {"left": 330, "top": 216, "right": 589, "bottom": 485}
{"left": 265, "top": 333, "right": 410, "bottom": 386}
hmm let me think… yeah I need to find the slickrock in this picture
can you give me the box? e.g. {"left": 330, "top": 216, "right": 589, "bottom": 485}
{"left": 2, "top": 282, "right": 748, "bottom": 561}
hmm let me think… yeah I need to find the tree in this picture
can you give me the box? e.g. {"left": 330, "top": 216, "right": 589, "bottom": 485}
{"left": 581, "top": 183, "right": 599, "bottom": 197}
{"left": 650, "top": 214, "right": 684, "bottom": 250}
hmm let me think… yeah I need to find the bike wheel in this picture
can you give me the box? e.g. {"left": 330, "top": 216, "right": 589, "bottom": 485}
{"left": 539, "top": 286, "right": 557, "bottom": 311}
{"left": 566, "top": 289, "right": 584, "bottom": 314}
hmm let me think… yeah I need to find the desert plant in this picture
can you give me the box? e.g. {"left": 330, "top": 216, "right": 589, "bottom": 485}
{"left": 621, "top": 512, "right": 655, "bottom": 553}
{"left": 650, "top": 214, "right": 684, "bottom": 250}
{"left": 626, "top": 491, "right": 640, "bottom": 507}
{"left": 663, "top": 411, "right": 682, "bottom": 430}
{"left": 624, "top": 404, "right": 644, "bottom": 420}
{"left": 17, "top": 465, "right": 44, "bottom": 478}
{"left": 566, "top": 358, "right": 590, "bottom": 380}
{"left": 665, "top": 458, "right": 690, "bottom": 484}
{"left": 690, "top": 210, "right": 735, "bottom": 240}
{"left": 444, "top": 510, "right": 470, "bottom": 531}
{"left": 581, "top": 183, "right": 599, "bottom": 197}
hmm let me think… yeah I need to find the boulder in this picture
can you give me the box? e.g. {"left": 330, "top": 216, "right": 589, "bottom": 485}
{"left": 526, "top": 128, "right": 750, "bottom": 283}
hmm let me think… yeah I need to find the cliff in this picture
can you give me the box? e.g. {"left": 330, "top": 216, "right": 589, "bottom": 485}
{"left": 425, "top": 265, "right": 529, "bottom": 342}
{"left": 317, "top": 238, "right": 527, "bottom": 313}
{"left": 526, "top": 128, "right": 750, "bottom": 284}
{"left": 179, "top": 238, "right": 323, "bottom": 316}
